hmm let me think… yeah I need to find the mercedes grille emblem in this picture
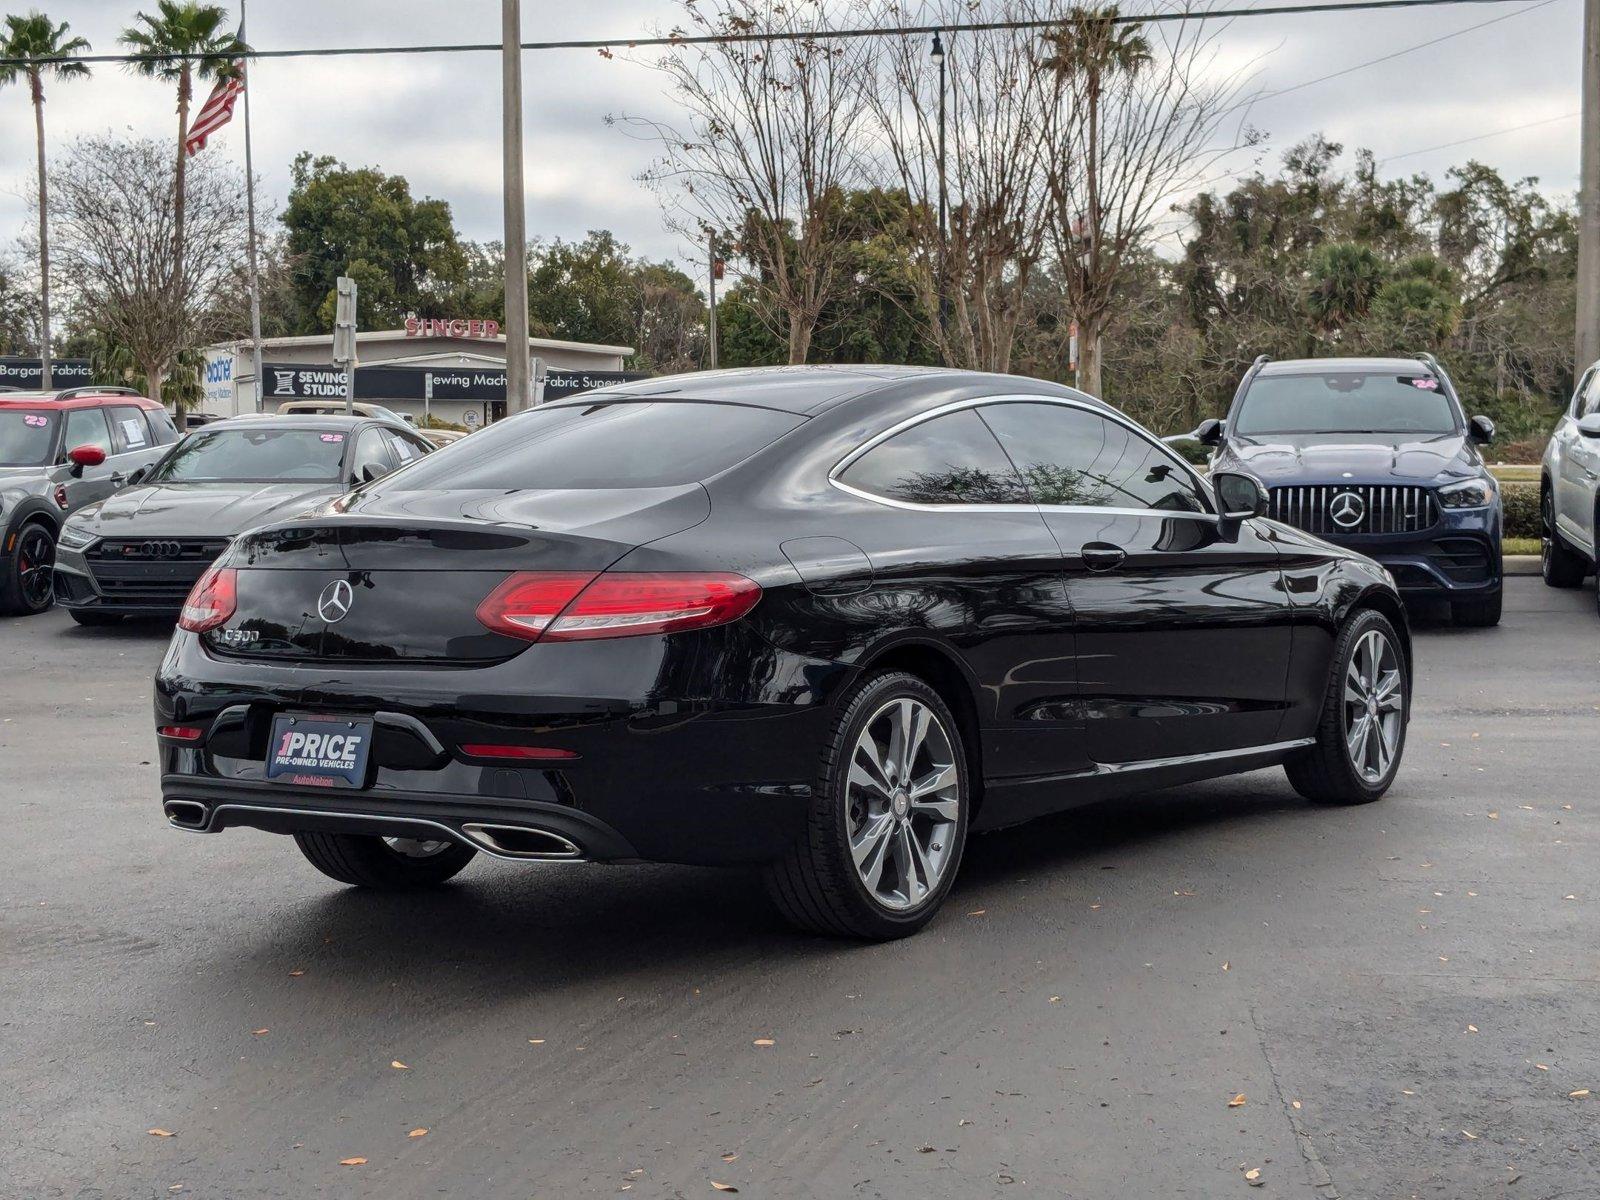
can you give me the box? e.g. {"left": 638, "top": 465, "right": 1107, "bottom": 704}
{"left": 1329, "top": 490, "right": 1366, "bottom": 529}
{"left": 316, "top": 579, "right": 355, "bottom": 624}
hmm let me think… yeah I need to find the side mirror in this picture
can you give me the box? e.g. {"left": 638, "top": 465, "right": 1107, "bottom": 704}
{"left": 1468, "top": 415, "right": 1496, "bottom": 444}
{"left": 360, "top": 461, "right": 391, "bottom": 483}
{"left": 1577, "top": 414, "right": 1600, "bottom": 439}
{"left": 67, "top": 444, "right": 106, "bottom": 476}
{"left": 1194, "top": 418, "right": 1224, "bottom": 447}
{"left": 1213, "top": 470, "right": 1269, "bottom": 521}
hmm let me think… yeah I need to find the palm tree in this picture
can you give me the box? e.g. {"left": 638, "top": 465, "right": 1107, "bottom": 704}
{"left": 1041, "top": 7, "right": 1151, "bottom": 394}
{"left": 0, "top": 12, "right": 90, "bottom": 392}
{"left": 120, "top": 3, "right": 243, "bottom": 304}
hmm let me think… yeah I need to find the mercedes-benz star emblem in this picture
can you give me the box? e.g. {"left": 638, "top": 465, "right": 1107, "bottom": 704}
{"left": 317, "top": 579, "right": 354, "bottom": 624}
{"left": 1329, "top": 490, "right": 1366, "bottom": 529}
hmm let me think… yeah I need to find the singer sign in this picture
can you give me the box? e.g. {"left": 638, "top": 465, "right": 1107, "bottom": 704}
{"left": 404, "top": 317, "right": 501, "bottom": 340}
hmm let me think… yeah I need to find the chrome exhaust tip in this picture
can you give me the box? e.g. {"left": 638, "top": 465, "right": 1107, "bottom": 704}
{"left": 164, "top": 800, "right": 210, "bottom": 830}
{"left": 460, "top": 822, "right": 584, "bottom": 860}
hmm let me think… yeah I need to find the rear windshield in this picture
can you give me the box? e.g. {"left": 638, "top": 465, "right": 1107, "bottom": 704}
{"left": 0, "top": 410, "right": 55, "bottom": 466}
{"left": 146, "top": 428, "right": 350, "bottom": 483}
{"left": 1235, "top": 372, "right": 1459, "bottom": 436}
{"left": 385, "top": 400, "right": 804, "bottom": 490}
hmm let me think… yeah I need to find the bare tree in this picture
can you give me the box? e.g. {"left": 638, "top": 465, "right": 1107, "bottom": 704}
{"left": 614, "top": 1, "right": 874, "bottom": 363}
{"left": 864, "top": 0, "right": 1067, "bottom": 372}
{"left": 1043, "top": 3, "right": 1259, "bottom": 397}
{"left": 50, "top": 134, "right": 249, "bottom": 419}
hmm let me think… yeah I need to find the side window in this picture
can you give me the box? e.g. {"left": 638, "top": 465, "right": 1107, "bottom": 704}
{"left": 1583, "top": 372, "right": 1600, "bottom": 419}
{"left": 349, "top": 427, "right": 395, "bottom": 480}
{"left": 837, "top": 409, "right": 1028, "bottom": 506}
{"left": 109, "top": 406, "right": 152, "bottom": 454}
{"left": 146, "top": 407, "right": 181, "bottom": 445}
{"left": 383, "top": 429, "right": 429, "bottom": 465}
{"left": 980, "top": 402, "right": 1210, "bottom": 514}
{"left": 62, "top": 407, "right": 113, "bottom": 459}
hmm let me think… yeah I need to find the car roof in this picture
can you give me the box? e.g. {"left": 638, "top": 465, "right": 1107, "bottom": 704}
{"left": 0, "top": 390, "right": 162, "bottom": 410}
{"left": 200, "top": 413, "right": 379, "bottom": 432}
{"left": 1256, "top": 357, "right": 1435, "bottom": 377}
{"left": 556, "top": 365, "right": 1110, "bottom": 416}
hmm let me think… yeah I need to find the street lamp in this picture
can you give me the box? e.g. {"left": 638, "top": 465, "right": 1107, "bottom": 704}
{"left": 930, "top": 32, "right": 948, "bottom": 343}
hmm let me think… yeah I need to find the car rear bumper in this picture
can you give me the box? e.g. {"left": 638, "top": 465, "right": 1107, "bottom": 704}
{"left": 154, "top": 628, "right": 846, "bottom": 867}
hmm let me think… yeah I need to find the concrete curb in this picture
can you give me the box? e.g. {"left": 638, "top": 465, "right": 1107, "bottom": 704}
{"left": 1504, "top": 555, "right": 1540, "bottom": 576}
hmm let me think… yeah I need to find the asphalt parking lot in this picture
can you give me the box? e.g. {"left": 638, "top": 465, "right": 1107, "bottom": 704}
{"left": 3, "top": 575, "right": 1597, "bottom": 1199}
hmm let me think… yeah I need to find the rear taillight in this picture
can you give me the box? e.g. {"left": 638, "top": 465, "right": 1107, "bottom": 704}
{"left": 179, "top": 565, "right": 237, "bottom": 633}
{"left": 477, "top": 571, "right": 761, "bottom": 643}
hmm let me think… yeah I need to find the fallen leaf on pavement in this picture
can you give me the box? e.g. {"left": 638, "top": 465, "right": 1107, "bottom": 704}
{"left": 339, "top": 1157, "right": 367, "bottom": 1166}
{"left": 408, "top": 1128, "right": 428, "bottom": 1138}
{"left": 1467, "top": 1026, "right": 1478, "bottom": 1033}
{"left": 252, "top": 1029, "right": 268, "bottom": 1036}
{"left": 1291, "top": 1100, "right": 1302, "bottom": 1110}
{"left": 1049, "top": 996, "right": 1061, "bottom": 1003}
{"left": 1245, "top": 1167, "right": 1263, "bottom": 1186}
{"left": 967, "top": 910, "right": 987, "bottom": 917}
{"left": 711, "top": 1183, "right": 738, "bottom": 1193}
{"left": 1536, "top": 1064, "right": 1550, "bottom": 1071}
{"left": 1461, "top": 1131, "right": 1478, "bottom": 1140}
{"left": 148, "top": 1129, "right": 175, "bottom": 1138}
{"left": 1228, "top": 1094, "right": 1247, "bottom": 1107}
{"left": 288, "top": 969, "right": 305, "bottom": 977}
{"left": 720, "top": 1153, "right": 737, "bottom": 1163}
{"left": 391, "top": 1060, "right": 409, "bottom": 1069}
{"left": 918, "top": 1145, "right": 936, "bottom": 1153}
{"left": 1222, "top": 962, "right": 1230, "bottom": 971}
{"left": 1569, "top": 1089, "right": 1590, "bottom": 1098}
{"left": 753, "top": 1039, "right": 775, "bottom": 1047}
{"left": 528, "top": 1039, "right": 545, "bottom": 1045}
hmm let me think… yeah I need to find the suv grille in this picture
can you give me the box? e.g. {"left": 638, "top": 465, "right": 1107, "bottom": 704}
{"left": 1268, "top": 485, "right": 1438, "bottom": 536}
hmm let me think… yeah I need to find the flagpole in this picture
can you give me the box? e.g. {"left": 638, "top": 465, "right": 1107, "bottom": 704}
{"left": 240, "top": 0, "right": 264, "bottom": 414}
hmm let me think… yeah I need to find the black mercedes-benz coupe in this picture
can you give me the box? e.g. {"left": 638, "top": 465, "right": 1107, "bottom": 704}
{"left": 55, "top": 415, "right": 435, "bottom": 624}
{"left": 156, "top": 367, "right": 1411, "bottom": 939}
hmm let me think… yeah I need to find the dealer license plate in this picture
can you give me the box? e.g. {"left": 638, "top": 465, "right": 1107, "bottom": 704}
{"left": 266, "top": 713, "right": 374, "bottom": 789}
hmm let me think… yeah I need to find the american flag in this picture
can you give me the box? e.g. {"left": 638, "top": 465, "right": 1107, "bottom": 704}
{"left": 185, "top": 65, "right": 246, "bottom": 158}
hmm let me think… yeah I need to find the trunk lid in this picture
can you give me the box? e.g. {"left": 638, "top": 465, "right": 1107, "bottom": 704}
{"left": 208, "top": 485, "right": 710, "bottom": 664}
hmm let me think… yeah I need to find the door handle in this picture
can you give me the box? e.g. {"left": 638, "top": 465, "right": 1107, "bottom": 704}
{"left": 110, "top": 471, "right": 127, "bottom": 486}
{"left": 1081, "top": 542, "right": 1126, "bottom": 572}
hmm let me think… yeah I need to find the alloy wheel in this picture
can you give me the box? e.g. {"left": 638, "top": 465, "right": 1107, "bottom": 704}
{"left": 15, "top": 525, "right": 55, "bottom": 611}
{"left": 1344, "top": 629, "right": 1403, "bottom": 784}
{"left": 846, "top": 698, "right": 960, "bottom": 912}
{"left": 1541, "top": 490, "right": 1555, "bottom": 576}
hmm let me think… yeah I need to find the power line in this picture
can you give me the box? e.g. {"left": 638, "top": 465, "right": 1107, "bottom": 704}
{"left": 1378, "top": 109, "right": 1580, "bottom": 163}
{"left": 0, "top": 0, "right": 1542, "bottom": 69}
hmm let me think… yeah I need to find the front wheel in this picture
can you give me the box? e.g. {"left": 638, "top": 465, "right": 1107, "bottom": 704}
{"left": 1541, "top": 489, "right": 1587, "bottom": 588}
{"left": 292, "top": 831, "right": 477, "bottom": 888}
{"left": 764, "top": 671, "right": 969, "bottom": 939}
{"left": 1286, "top": 609, "right": 1408, "bottom": 805}
{"left": 0, "top": 522, "right": 56, "bottom": 615}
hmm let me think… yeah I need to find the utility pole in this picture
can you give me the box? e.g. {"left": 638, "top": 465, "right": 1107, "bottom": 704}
{"left": 502, "top": 0, "right": 532, "bottom": 416}
{"left": 707, "top": 233, "right": 721, "bottom": 370}
{"left": 333, "top": 276, "right": 357, "bottom": 416}
{"left": 1578, "top": 0, "right": 1600, "bottom": 374}
{"left": 931, "top": 33, "right": 949, "bottom": 345}
{"left": 241, "top": 0, "right": 265, "bottom": 412}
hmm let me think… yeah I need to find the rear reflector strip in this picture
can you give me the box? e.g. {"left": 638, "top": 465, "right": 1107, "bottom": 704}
{"left": 158, "top": 725, "right": 204, "bottom": 741}
{"left": 458, "top": 744, "right": 578, "bottom": 761}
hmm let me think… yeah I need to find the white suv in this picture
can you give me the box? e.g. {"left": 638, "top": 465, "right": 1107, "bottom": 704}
{"left": 1541, "top": 360, "right": 1600, "bottom": 606}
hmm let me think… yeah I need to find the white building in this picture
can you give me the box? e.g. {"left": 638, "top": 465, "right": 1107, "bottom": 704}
{"left": 201, "top": 327, "right": 638, "bottom": 427}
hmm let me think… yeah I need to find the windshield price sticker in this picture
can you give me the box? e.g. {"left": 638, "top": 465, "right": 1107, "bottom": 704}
{"left": 23, "top": 414, "right": 48, "bottom": 427}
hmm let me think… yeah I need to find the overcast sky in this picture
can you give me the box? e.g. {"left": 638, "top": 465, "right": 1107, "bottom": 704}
{"left": 0, "top": 0, "right": 1583, "bottom": 282}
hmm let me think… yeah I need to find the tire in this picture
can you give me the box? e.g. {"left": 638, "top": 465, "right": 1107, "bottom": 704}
{"left": 1541, "top": 488, "right": 1587, "bottom": 588}
{"left": 1285, "top": 608, "right": 1408, "bottom": 805}
{"left": 67, "top": 608, "right": 123, "bottom": 627}
{"left": 1452, "top": 590, "right": 1502, "bottom": 627}
{"left": 292, "top": 831, "right": 477, "bottom": 889}
{"left": 0, "top": 521, "right": 56, "bottom": 615}
{"left": 764, "top": 671, "right": 970, "bottom": 940}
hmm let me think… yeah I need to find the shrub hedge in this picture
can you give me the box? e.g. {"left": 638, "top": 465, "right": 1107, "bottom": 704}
{"left": 1502, "top": 480, "right": 1538, "bottom": 540}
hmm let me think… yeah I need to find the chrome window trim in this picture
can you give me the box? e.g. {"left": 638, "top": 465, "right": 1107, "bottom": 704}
{"left": 827, "top": 393, "right": 1219, "bottom": 518}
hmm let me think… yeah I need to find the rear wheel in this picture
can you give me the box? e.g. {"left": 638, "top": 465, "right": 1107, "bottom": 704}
{"left": 1286, "top": 609, "right": 1407, "bottom": 805}
{"left": 1541, "top": 489, "right": 1587, "bottom": 587}
{"left": 0, "top": 522, "right": 56, "bottom": 615}
{"left": 764, "top": 671, "right": 969, "bottom": 939}
{"left": 1452, "top": 590, "right": 1502, "bottom": 627}
{"left": 292, "top": 831, "right": 477, "bottom": 889}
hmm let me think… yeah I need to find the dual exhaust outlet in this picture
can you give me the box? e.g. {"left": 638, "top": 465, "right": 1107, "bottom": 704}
{"left": 163, "top": 802, "right": 584, "bottom": 861}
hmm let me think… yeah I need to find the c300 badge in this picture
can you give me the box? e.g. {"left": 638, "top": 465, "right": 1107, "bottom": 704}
{"left": 217, "top": 628, "right": 259, "bottom": 646}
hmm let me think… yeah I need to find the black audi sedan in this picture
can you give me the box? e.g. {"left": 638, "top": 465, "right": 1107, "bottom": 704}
{"left": 55, "top": 415, "right": 434, "bottom": 624}
{"left": 156, "top": 367, "right": 1411, "bottom": 939}
{"left": 1197, "top": 355, "right": 1502, "bottom": 626}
